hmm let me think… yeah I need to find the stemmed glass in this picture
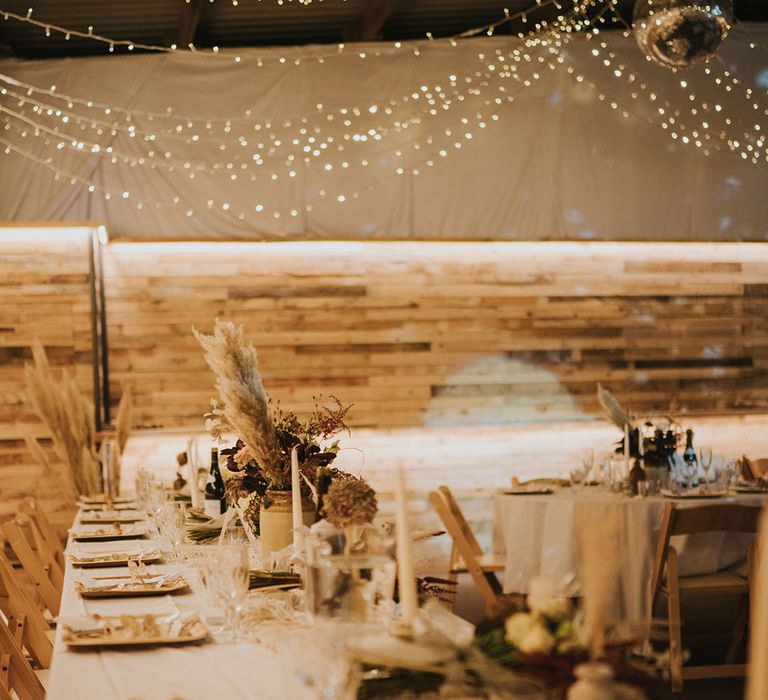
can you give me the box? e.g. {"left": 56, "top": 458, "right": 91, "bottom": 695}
{"left": 208, "top": 544, "right": 250, "bottom": 642}
{"left": 158, "top": 501, "right": 186, "bottom": 561}
{"left": 699, "top": 446, "right": 713, "bottom": 493}
{"left": 145, "top": 480, "right": 168, "bottom": 537}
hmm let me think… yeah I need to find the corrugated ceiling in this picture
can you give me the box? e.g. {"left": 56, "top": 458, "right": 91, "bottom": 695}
{"left": 0, "top": 0, "right": 764, "bottom": 58}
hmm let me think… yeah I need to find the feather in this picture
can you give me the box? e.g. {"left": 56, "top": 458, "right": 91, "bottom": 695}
{"left": 597, "top": 383, "right": 630, "bottom": 431}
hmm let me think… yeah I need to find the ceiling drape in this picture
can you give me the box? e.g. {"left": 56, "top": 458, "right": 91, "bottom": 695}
{"left": 0, "top": 27, "right": 766, "bottom": 241}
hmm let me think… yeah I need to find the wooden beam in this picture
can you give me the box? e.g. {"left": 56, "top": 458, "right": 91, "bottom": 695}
{"left": 176, "top": 0, "right": 204, "bottom": 47}
{"left": 349, "top": 0, "right": 399, "bottom": 41}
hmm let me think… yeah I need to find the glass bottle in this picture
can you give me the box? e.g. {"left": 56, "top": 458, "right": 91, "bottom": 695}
{"left": 204, "top": 446, "right": 226, "bottom": 517}
{"left": 681, "top": 428, "right": 699, "bottom": 488}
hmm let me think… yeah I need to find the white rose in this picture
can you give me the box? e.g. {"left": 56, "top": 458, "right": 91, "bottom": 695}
{"left": 504, "top": 612, "right": 535, "bottom": 646}
{"left": 517, "top": 623, "right": 557, "bottom": 655}
{"left": 530, "top": 596, "right": 572, "bottom": 618}
{"left": 527, "top": 575, "right": 571, "bottom": 617}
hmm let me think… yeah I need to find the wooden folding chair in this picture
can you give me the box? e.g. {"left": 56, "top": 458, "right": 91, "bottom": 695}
{"left": 650, "top": 502, "right": 761, "bottom": 692}
{"left": 428, "top": 485, "right": 506, "bottom": 617}
{"left": 0, "top": 551, "right": 53, "bottom": 670}
{"left": 2, "top": 518, "right": 62, "bottom": 617}
{"left": 19, "top": 499, "right": 64, "bottom": 569}
{"left": 0, "top": 613, "right": 45, "bottom": 700}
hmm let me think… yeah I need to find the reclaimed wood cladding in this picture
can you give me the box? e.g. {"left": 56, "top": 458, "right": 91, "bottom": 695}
{"left": 0, "top": 231, "right": 95, "bottom": 523}
{"left": 102, "top": 241, "right": 768, "bottom": 430}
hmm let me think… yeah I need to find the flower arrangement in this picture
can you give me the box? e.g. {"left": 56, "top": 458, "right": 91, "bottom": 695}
{"left": 502, "top": 580, "right": 583, "bottom": 656}
{"left": 194, "top": 319, "right": 377, "bottom": 533}
{"left": 597, "top": 383, "right": 682, "bottom": 466}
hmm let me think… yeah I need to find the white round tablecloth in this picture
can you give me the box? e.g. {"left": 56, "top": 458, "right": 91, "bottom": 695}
{"left": 492, "top": 488, "right": 768, "bottom": 633}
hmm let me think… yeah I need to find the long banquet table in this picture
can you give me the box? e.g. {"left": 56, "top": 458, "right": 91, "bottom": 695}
{"left": 492, "top": 487, "right": 768, "bottom": 634}
{"left": 47, "top": 511, "right": 323, "bottom": 700}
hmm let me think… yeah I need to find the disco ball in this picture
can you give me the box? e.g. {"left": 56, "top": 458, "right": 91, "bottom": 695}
{"left": 633, "top": 0, "right": 733, "bottom": 69}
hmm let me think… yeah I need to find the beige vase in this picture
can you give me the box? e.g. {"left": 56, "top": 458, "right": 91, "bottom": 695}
{"left": 259, "top": 489, "right": 314, "bottom": 564}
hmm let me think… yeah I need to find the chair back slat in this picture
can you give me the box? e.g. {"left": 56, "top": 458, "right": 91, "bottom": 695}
{"left": 670, "top": 504, "right": 762, "bottom": 536}
{"left": 1, "top": 520, "right": 60, "bottom": 617}
{"left": 19, "top": 499, "right": 64, "bottom": 569}
{"left": 429, "top": 487, "right": 502, "bottom": 616}
{"left": 436, "top": 485, "right": 484, "bottom": 557}
{"left": 0, "top": 551, "right": 52, "bottom": 669}
{"left": 0, "top": 616, "right": 45, "bottom": 700}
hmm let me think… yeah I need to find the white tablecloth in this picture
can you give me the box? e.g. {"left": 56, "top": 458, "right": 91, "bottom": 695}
{"left": 492, "top": 488, "right": 767, "bottom": 633}
{"left": 47, "top": 517, "right": 327, "bottom": 700}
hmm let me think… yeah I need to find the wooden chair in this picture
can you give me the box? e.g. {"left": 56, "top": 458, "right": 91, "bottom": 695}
{"left": 650, "top": 502, "right": 761, "bottom": 692}
{"left": 19, "top": 499, "right": 65, "bottom": 569}
{"left": 0, "top": 614, "right": 45, "bottom": 700}
{"left": 428, "top": 485, "right": 506, "bottom": 617}
{"left": 0, "top": 551, "right": 53, "bottom": 670}
{"left": 2, "top": 517, "right": 62, "bottom": 617}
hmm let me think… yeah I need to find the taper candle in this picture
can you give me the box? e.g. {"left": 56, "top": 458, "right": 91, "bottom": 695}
{"left": 395, "top": 465, "right": 418, "bottom": 629}
{"left": 186, "top": 438, "right": 200, "bottom": 509}
{"left": 291, "top": 447, "right": 302, "bottom": 550}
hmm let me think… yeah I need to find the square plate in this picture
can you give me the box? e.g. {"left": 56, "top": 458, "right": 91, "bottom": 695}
{"left": 70, "top": 526, "right": 147, "bottom": 542}
{"left": 75, "top": 575, "right": 189, "bottom": 598}
{"left": 79, "top": 496, "right": 136, "bottom": 505}
{"left": 69, "top": 550, "right": 162, "bottom": 568}
{"left": 78, "top": 512, "right": 145, "bottom": 524}
{"left": 61, "top": 613, "right": 208, "bottom": 647}
{"left": 660, "top": 490, "right": 727, "bottom": 499}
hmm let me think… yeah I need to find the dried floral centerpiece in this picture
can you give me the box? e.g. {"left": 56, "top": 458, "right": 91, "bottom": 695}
{"left": 597, "top": 383, "right": 682, "bottom": 467}
{"left": 24, "top": 339, "right": 101, "bottom": 498}
{"left": 194, "top": 320, "right": 377, "bottom": 558}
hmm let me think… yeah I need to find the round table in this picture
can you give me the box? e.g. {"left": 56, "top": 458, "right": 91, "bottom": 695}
{"left": 492, "top": 487, "right": 768, "bottom": 634}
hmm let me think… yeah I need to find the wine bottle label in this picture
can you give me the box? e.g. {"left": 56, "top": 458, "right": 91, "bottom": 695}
{"left": 203, "top": 498, "right": 223, "bottom": 518}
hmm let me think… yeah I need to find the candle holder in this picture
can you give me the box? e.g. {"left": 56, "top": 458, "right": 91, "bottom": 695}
{"left": 304, "top": 524, "right": 396, "bottom": 624}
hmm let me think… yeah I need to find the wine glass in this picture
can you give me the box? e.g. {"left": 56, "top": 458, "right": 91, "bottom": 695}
{"left": 699, "top": 446, "right": 713, "bottom": 492}
{"left": 145, "top": 480, "right": 168, "bottom": 536}
{"left": 209, "top": 544, "right": 250, "bottom": 642}
{"left": 158, "top": 501, "right": 186, "bottom": 561}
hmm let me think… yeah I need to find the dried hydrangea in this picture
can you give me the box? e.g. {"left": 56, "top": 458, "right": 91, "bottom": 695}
{"left": 323, "top": 478, "right": 378, "bottom": 529}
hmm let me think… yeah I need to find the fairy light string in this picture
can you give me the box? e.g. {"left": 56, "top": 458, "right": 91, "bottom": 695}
{"left": 1, "top": 0, "right": 766, "bottom": 226}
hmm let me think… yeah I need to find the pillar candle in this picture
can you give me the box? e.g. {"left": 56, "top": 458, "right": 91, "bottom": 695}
{"left": 291, "top": 447, "right": 302, "bottom": 550}
{"left": 395, "top": 465, "right": 418, "bottom": 629}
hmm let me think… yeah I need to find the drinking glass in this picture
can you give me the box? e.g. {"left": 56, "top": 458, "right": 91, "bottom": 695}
{"left": 145, "top": 480, "right": 169, "bottom": 536}
{"left": 208, "top": 544, "right": 250, "bottom": 642}
{"left": 134, "top": 467, "right": 155, "bottom": 509}
{"left": 158, "top": 501, "right": 186, "bottom": 561}
{"left": 569, "top": 468, "right": 585, "bottom": 494}
{"left": 699, "top": 447, "right": 713, "bottom": 492}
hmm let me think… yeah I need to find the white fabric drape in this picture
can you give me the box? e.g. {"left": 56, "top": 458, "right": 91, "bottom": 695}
{"left": 1, "top": 26, "right": 767, "bottom": 240}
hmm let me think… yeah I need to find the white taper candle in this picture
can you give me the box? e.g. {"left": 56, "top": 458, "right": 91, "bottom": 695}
{"left": 291, "top": 447, "right": 302, "bottom": 550}
{"left": 395, "top": 464, "right": 418, "bottom": 629}
{"left": 187, "top": 438, "right": 200, "bottom": 509}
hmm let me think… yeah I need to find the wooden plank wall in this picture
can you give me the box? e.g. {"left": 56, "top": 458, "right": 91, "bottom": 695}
{"left": 0, "top": 228, "right": 96, "bottom": 526}
{"left": 103, "top": 241, "right": 768, "bottom": 430}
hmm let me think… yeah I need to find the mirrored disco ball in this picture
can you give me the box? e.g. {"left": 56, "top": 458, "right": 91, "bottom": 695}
{"left": 633, "top": 0, "right": 733, "bottom": 69}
